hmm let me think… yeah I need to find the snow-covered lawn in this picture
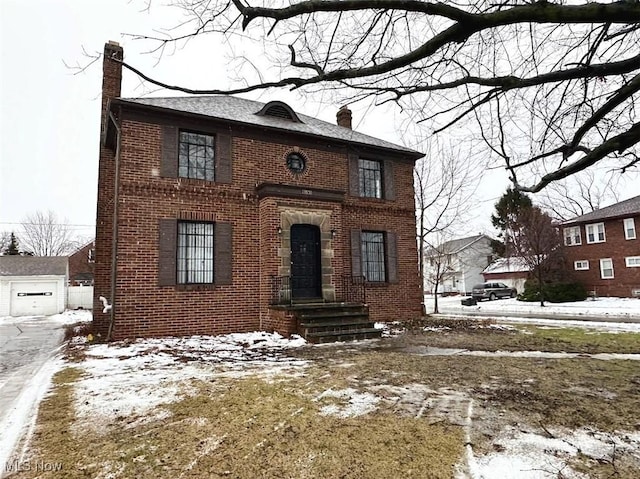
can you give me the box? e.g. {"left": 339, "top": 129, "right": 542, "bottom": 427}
{"left": 426, "top": 295, "right": 640, "bottom": 324}
{"left": 7, "top": 310, "right": 640, "bottom": 478}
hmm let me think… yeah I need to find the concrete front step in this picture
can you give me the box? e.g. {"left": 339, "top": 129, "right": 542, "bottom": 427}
{"left": 305, "top": 327, "right": 382, "bottom": 343}
{"left": 275, "top": 302, "right": 379, "bottom": 343}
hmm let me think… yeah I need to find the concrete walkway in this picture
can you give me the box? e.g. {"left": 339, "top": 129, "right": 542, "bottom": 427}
{"left": 0, "top": 316, "right": 66, "bottom": 472}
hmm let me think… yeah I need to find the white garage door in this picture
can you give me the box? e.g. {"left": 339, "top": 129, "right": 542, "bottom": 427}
{"left": 10, "top": 281, "right": 58, "bottom": 316}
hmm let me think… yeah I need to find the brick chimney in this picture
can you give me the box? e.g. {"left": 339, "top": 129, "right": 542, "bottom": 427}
{"left": 336, "top": 105, "right": 352, "bottom": 129}
{"left": 101, "top": 41, "right": 123, "bottom": 134}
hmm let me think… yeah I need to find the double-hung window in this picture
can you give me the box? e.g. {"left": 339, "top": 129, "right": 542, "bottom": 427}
{"left": 599, "top": 258, "right": 614, "bottom": 279}
{"left": 586, "top": 222, "right": 605, "bottom": 244}
{"left": 563, "top": 226, "right": 581, "bottom": 246}
{"left": 361, "top": 231, "right": 386, "bottom": 282}
{"left": 624, "top": 218, "right": 636, "bottom": 240}
{"left": 358, "top": 159, "right": 382, "bottom": 198}
{"left": 179, "top": 131, "right": 215, "bottom": 181}
{"left": 177, "top": 222, "right": 214, "bottom": 284}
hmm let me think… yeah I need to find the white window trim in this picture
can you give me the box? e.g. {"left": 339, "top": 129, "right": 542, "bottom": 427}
{"left": 564, "top": 226, "right": 582, "bottom": 246}
{"left": 574, "top": 260, "right": 589, "bottom": 271}
{"left": 625, "top": 256, "right": 640, "bottom": 268}
{"left": 586, "top": 222, "right": 606, "bottom": 244}
{"left": 623, "top": 218, "right": 636, "bottom": 240}
{"left": 599, "top": 258, "right": 614, "bottom": 279}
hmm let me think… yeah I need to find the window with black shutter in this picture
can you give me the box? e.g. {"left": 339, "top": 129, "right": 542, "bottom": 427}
{"left": 158, "top": 219, "right": 232, "bottom": 286}
{"left": 349, "top": 155, "right": 395, "bottom": 200}
{"left": 179, "top": 132, "right": 215, "bottom": 181}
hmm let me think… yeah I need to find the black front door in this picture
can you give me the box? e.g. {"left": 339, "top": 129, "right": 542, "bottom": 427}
{"left": 290, "top": 224, "right": 322, "bottom": 299}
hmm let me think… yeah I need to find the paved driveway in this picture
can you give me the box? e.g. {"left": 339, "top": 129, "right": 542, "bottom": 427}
{"left": 0, "top": 316, "right": 66, "bottom": 470}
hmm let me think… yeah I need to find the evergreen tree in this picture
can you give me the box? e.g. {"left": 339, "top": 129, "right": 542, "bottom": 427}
{"left": 3, "top": 232, "right": 20, "bottom": 255}
{"left": 491, "top": 188, "right": 533, "bottom": 256}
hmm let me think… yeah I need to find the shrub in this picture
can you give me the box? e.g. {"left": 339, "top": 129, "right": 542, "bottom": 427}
{"left": 518, "top": 280, "right": 587, "bottom": 303}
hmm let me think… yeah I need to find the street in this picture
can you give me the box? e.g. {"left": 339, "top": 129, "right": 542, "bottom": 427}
{"left": 0, "top": 316, "right": 66, "bottom": 473}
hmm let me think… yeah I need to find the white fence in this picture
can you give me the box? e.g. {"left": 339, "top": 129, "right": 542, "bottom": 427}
{"left": 67, "top": 286, "right": 93, "bottom": 310}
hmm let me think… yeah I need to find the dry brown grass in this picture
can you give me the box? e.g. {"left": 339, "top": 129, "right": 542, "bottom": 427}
{"left": 13, "top": 375, "right": 463, "bottom": 479}
{"left": 12, "top": 324, "right": 640, "bottom": 478}
{"left": 390, "top": 317, "right": 640, "bottom": 354}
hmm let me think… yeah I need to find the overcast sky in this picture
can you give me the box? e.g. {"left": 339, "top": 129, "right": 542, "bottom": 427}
{"left": 1, "top": 0, "right": 636, "bottom": 245}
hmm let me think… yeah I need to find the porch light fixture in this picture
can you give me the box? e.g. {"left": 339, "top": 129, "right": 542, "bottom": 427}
{"left": 331, "top": 229, "right": 337, "bottom": 239}
{"left": 277, "top": 226, "right": 282, "bottom": 236}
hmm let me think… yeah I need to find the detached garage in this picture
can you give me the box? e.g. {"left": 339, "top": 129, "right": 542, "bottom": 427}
{"left": 0, "top": 256, "right": 68, "bottom": 317}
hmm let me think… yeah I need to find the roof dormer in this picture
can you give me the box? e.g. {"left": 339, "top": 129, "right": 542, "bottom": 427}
{"left": 256, "top": 101, "right": 303, "bottom": 123}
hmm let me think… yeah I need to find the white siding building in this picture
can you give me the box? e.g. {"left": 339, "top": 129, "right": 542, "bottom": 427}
{"left": 0, "top": 256, "right": 68, "bottom": 317}
{"left": 424, "top": 235, "right": 493, "bottom": 295}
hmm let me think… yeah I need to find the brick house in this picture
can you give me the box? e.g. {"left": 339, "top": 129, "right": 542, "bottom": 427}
{"left": 93, "top": 41, "right": 424, "bottom": 341}
{"left": 68, "top": 240, "right": 95, "bottom": 286}
{"left": 561, "top": 194, "right": 640, "bottom": 297}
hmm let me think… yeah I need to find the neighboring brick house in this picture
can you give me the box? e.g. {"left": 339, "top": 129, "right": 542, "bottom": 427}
{"left": 93, "top": 41, "right": 424, "bottom": 341}
{"left": 561, "top": 194, "right": 640, "bottom": 297}
{"left": 68, "top": 240, "right": 95, "bottom": 286}
{"left": 423, "top": 235, "right": 493, "bottom": 295}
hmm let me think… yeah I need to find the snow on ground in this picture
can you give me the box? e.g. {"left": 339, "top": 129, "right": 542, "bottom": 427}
{"left": 426, "top": 295, "right": 640, "bottom": 319}
{"left": 75, "top": 332, "right": 308, "bottom": 432}
{"left": 471, "top": 426, "right": 640, "bottom": 479}
{"left": 425, "top": 295, "right": 640, "bottom": 332}
{"left": 315, "top": 388, "right": 380, "bottom": 418}
{"left": 6, "top": 310, "right": 640, "bottom": 478}
{"left": 0, "top": 309, "right": 92, "bottom": 325}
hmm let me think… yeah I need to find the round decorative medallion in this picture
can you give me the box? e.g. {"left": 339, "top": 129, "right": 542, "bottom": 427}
{"left": 286, "top": 152, "right": 307, "bottom": 174}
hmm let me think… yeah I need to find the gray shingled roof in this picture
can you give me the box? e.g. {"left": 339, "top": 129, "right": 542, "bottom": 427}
{"left": 0, "top": 256, "right": 68, "bottom": 276}
{"left": 425, "top": 234, "right": 491, "bottom": 256}
{"left": 562, "top": 194, "right": 640, "bottom": 225}
{"left": 118, "top": 96, "right": 423, "bottom": 158}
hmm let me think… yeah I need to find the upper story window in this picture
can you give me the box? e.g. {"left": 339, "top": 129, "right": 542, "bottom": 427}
{"left": 177, "top": 221, "right": 214, "bottom": 284}
{"left": 586, "top": 222, "right": 605, "bottom": 244}
{"left": 624, "top": 218, "right": 636, "bottom": 240}
{"left": 179, "top": 131, "right": 215, "bottom": 181}
{"left": 359, "top": 159, "right": 382, "bottom": 198}
{"left": 361, "top": 231, "right": 386, "bottom": 282}
{"left": 564, "top": 226, "right": 581, "bottom": 246}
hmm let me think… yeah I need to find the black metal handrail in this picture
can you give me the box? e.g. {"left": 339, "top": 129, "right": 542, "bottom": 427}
{"left": 270, "top": 275, "right": 292, "bottom": 305}
{"left": 271, "top": 274, "right": 366, "bottom": 305}
{"left": 338, "top": 275, "right": 366, "bottom": 304}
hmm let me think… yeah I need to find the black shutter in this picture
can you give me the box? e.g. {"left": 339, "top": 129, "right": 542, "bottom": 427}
{"left": 161, "top": 126, "right": 178, "bottom": 178}
{"left": 351, "top": 229, "right": 362, "bottom": 278}
{"left": 214, "top": 222, "right": 233, "bottom": 285}
{"left": 158, "top": 219, "right": 177, "bottom": 286}
{"left": 384, "top": 160, "right": 395, "bottom": 200}
{"left": 386, "top": 231, "right": 398, "bottom": 283}
{"left": 348, "top": 154, "right": 359, "bottom": 196}
{"left": 216, "top": 133, "right": 232, "bottom": 183}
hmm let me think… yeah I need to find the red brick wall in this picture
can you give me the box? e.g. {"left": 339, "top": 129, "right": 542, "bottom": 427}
{"left": 563, "top": 216, "right": 640, "bottom": 297}
{"left": 68, "top": 242, "right": 94, "bottom": 285}
{"left": 95, "top": 98, "right": 423, "bottom": 339}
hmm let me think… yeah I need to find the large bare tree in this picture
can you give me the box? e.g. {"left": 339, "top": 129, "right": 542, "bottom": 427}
{"left": 414, "top": 142, "right": 477, "bottom": 300}
{"left": 118, "top": 0, "right": 640, "bottom": 193}
{"left": 20, "top": 210, "right": 77, "bottom": 256}
{"left": 536, "top": 170, "right": 623, "bottom": 221}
